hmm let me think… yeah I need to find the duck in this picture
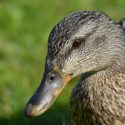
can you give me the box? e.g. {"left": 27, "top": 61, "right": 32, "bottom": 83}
{"left": 24, "top": 11, "right": 125, "bottom": 125}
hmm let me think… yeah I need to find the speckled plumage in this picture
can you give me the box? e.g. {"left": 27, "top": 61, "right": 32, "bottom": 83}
{"left": 46, "top": 11, "right": 125, "bottom": 125}
{"left": 70, "top": 70, "right": 125, "bottom": 125}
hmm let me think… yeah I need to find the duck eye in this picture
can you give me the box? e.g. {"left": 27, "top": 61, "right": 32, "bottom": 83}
{"left": 72, "top": 39, "right": 83, "bottom": 49}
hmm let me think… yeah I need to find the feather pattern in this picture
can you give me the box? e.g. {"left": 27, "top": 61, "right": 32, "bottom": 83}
{"left": 47, "top": 11, "right": 125, "bottom": 125}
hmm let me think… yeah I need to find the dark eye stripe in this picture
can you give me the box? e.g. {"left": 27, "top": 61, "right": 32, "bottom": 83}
{"left": 72, "top": 25, "right": 99, "bottom": 49}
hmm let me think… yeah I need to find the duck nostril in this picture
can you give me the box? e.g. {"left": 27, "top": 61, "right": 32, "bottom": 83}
{"left": 50, "top": 74, "right": 55, "bottom": 81}
{"left": 47, "top": 73, "right": 56, "bottom": 83}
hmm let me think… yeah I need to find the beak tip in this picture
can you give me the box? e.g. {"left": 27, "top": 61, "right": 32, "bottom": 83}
{"left": 24, "top": 104, "right": 33, "bottom": 118}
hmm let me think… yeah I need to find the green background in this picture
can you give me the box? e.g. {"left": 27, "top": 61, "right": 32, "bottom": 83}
{"left": 0, "top": 0, "right": 125, "bottom": 125}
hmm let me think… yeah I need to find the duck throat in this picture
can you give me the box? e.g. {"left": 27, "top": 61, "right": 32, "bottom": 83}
{"left": 70, "top": 68, "right": 125, "bottom": 125}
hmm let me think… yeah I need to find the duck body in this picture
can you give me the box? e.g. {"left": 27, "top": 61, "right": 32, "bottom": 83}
{"left": 24, "top": 11, "right": 125, "bottom": 125}
{"left": 70, "top": 70, "right": 125, "bottom": 125}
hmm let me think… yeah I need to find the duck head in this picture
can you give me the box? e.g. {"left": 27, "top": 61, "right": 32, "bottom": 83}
{"left": 24, "top": 11, "right": 125, "bottom": 117}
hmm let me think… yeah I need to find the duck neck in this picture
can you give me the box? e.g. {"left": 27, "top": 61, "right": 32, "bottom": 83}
{"left": 82, "top": 60, "right": 125, "bottom": 103}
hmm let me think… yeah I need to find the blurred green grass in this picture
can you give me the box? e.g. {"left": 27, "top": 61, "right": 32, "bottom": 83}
{"left": 0, "top": 0, "right": 125, "bottom": 125}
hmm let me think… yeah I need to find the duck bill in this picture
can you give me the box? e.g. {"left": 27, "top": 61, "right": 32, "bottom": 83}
{"left": 24, "top": 63, "right": 72, "bottom": 117}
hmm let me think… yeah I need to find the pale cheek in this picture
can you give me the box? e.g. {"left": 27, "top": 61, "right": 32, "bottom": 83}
{"left": 62, "top": 58, "right": 83, "bottom": 75}
{"left": 62, "top": 64, "right": 74, "bottom": 75}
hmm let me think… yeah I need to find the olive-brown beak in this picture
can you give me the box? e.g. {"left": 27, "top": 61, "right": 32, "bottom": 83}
{"left": 24, "top": 65, "right": 72, "bottom": 117}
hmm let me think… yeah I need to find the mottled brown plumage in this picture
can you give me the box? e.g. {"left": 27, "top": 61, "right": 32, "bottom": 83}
{"left": 70, "top": 69, "right": 125, "bottom": 125}
{"left": 25, "top": 11, "right": 125, "bottom": 125}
